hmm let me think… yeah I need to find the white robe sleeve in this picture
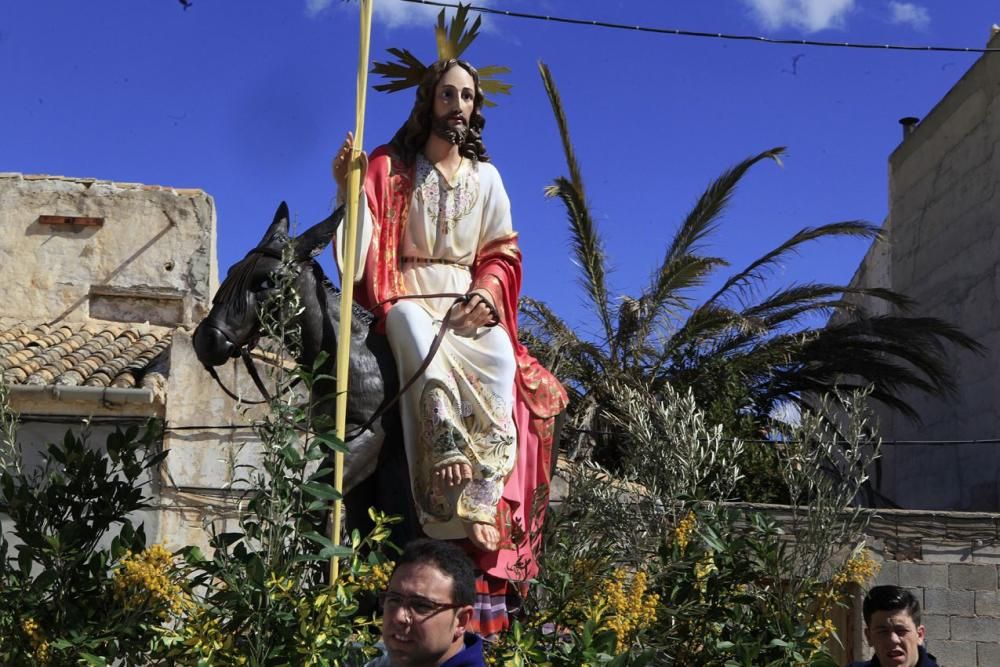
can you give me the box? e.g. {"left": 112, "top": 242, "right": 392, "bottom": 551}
{"left": 478, "top": 163, "right": 514, "bottom": 247}
{"left": 335, "top": 190, "right": 374, "bottom": 283}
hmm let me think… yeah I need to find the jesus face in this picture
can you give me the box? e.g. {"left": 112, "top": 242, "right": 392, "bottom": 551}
{"left": 431, "top": 63, "right": 476, "bottom": 146}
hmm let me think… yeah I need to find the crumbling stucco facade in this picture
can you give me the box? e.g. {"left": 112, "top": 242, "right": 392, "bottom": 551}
{"left": 1, "top": 172, "right": 271, "bottom": 551}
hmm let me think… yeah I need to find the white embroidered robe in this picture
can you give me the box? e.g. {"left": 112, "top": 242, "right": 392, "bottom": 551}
{"left": 342, "top": 154, "right": 518, "bottom": 539}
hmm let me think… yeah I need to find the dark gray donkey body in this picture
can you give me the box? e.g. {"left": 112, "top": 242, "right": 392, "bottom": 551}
{"left": 193, "top": 202, "right": 420, "bottom": 544}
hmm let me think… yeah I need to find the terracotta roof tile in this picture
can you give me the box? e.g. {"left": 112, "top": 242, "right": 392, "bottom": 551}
{"left": 0, "top": 321, "right": 172, "bottom": 389}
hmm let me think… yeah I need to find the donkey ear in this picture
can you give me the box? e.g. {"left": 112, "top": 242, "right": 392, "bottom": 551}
{"left": 294, "top": 205, "right": 345, "bottom": 260}
{"left": 260, "top": 201, "right": 290, "bottom": 245}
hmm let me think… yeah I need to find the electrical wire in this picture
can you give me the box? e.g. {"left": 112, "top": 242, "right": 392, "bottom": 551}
{"left": 398, "top": 0, "right": 1000, "bottom": 54}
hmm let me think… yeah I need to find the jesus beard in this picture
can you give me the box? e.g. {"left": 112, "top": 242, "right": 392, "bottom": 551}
{"left": 432, "top": 112, "right": 468, "bottom": 146}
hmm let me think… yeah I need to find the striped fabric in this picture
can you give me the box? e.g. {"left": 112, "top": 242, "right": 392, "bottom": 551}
{"left": 470, "top": 572, "right": 510, "bottom": 638}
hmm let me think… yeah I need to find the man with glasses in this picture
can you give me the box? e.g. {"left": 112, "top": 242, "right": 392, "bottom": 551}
{"left": 366, "top": 538, "right": 486, "bottom": 667}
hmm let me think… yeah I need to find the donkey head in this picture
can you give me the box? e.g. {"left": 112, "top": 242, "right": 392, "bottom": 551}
{"left": 193, "top": 201, "right": 343, "bottom": 368}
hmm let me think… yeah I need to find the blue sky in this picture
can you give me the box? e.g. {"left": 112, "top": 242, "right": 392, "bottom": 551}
{"left": 3, "top": 1, "right": 997, "bottom": 334}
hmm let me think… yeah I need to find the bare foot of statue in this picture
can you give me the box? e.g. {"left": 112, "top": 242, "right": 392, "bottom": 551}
{"left": 431, "top": 462, "right": 500, "bottom": 550}
{"left": 433, "top": 461, "right": 473, "bottom": 491}
{"left": 464, "top": 520, "right": 500, "bottom": 552}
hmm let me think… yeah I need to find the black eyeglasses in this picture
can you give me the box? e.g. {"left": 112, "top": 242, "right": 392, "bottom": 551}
{"left": 377, "top": 591, "right": 466, "bottom": 620}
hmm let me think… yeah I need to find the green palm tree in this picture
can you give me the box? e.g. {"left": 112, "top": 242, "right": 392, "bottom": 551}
{"left": 525, "top": 63, "right": 982, "bottom": 470}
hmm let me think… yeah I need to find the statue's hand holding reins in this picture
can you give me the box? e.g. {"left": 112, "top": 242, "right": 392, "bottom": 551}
{"left": 449, "top": 289, "right": 498, "bottom": 336}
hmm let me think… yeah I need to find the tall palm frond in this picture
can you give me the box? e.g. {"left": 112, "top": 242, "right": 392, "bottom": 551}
{"left": 741, "top": 284, "right": 911, "bottom": 324}
{"left": 668, "top": 302, "right": 762, "bottom": 353}
{"left": 797, "top": 315, "right": 982, "bottom": 395}
{"left": 627, "top": 255, "right": 728, "bottom": 355}
{"left": 520, "top": 296, "right": 611, "bottom": 389}
{"left": 669, "top": 148, "right": 785, "bottom": 260}
{"left": 689, "top": 285, "right": 912, "bottom": 367}
{"left": 705, "top": 221, "right": 881, "bottom": 308}
{"left": 696, "top": 313, "right": 982, "bottom": 422}
{"left": 630, "top": 150, "right": 784, "bottom": 353}
{"left": 539, "top": 62, "right": 614, "bottom": 343}
{"left": 523, "top": 62, "right": 984, "bottom": 469}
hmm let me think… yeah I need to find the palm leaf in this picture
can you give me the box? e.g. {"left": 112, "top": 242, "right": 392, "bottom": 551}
{"left": 631, "top": 255, "right": 729, "bottom": 354}
{"left": 669, "top": 148, "right": 785, "bottom": 262}
{"left": 727, "top": 313, "right": 983, "bottom": 420}
{"left": 669, "top": 303, "right": 760, "bottom": 351}
{"left": 539, "top": 62, "right": 614, "bottom": 343}
{"left": 812, "top": 315, "right": 981, "bottom": 390}
{"left": 705, "top": 221, "right": 881, "bottom": 308}
{"left": 613, "top": 297, "right": 646, "bottom": 365}
{"left": 520, "top": 297, "right": 609, "bottom": 378}
{"left": 630, "top": 149, "right": 784, "bottom": 358}
{"left": 520, "top": 296, "right": 578, "bottom": 341}
{"left": 741, "top": 284, "right": 911, "bottom": 325}
{"left": 539, "top": 62, "right": 587, "bottom": 196}
{"left": 544, "top": 176, "right": 615, "bottom": 346}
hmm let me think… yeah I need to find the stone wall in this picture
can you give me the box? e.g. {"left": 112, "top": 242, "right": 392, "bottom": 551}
{"left": 740, "top": 502, "right": 1000, "bottom": 665}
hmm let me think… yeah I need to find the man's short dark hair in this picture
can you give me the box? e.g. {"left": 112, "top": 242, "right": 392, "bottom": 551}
{"left": 392, "top": 538, "right": 476, "bottom": 606}
{"left": 862, "top": 585, "right": 922, "bottom": 626}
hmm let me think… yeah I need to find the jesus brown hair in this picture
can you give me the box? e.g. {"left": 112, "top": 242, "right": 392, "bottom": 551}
{"left": 388, "top": 59, "right": 489, "bottom": 165}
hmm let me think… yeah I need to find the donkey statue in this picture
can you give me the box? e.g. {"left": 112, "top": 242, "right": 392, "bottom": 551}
{"left": 193, "top": 202, "right": 420, "bottom": 544}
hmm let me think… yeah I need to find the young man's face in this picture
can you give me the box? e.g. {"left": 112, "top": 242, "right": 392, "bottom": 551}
{"left": 864, "top": 609, "right": 926, "bottom": 667}
{"left": 381, "top": 562, "right": 471, "bottom": 667}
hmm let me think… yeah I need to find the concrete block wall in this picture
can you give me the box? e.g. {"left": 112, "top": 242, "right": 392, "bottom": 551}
{"left": 854, "top": 511, "right": 1000, "bottom": 666}
{"left": 838, "top": 33, "right": 1000, "bottom": 512}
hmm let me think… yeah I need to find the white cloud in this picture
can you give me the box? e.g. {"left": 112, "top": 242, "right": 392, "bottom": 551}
{"left": 742, "top": 0, "right": 856, "bottom": 33}
{"left": 306, "top": 0, "right": 495, "bottom": 31}
{"left": 305, "top": 0, "right": 333, "bottom": 19}
{"left": 888, "top": 2, "right": 930, "bottom": 30}
{"left": 372, "top": 0, "right": 441, "bottom": 29}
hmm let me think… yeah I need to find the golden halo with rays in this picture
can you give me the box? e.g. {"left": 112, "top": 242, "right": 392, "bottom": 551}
{"left": 371, "top": 3, "right": 511, "bottom": 107}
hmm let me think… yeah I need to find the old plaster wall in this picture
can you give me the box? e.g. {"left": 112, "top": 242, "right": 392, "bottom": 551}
{"left": 0, "top": 173, "right": 218, "bottom": 326}
{"left": 843, "top": 33, "right": 1000, "bottom": 511}
{"left": 1, "top": 173, "right": 275, "bottom": 553}
{"left": 157, "top": 331, "right": 275, "bottom": 552}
